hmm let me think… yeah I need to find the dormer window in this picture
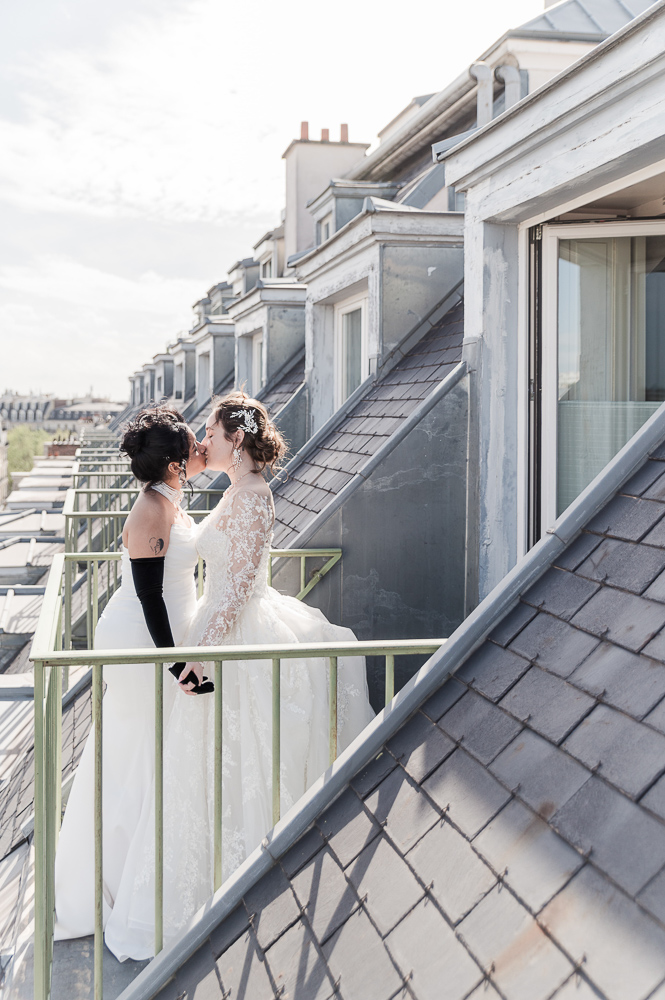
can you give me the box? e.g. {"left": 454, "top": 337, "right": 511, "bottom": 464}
{"left": 262, "top": 259, "right": 272, "bottom": 279}
{"left": 335, "top": 293, "right": 368, "bottom": 405}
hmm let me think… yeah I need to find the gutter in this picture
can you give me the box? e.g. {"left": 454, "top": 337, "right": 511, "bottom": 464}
{"left": 119, "top": 397, "right": 665, "bottom": 1000}
{"left": 437, "top": 0, "right": 665, "bottom": 164}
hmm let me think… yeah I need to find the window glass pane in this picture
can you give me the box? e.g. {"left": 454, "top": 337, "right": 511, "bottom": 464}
{"left": 557, "top": 235, "right": 665, "bottom": 514}
{"left": 343, "top": 308, "right": 362, "bottom": 400}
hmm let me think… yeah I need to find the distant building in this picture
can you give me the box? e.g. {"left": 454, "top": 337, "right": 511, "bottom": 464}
{"left": 0, "top": 426, "right": 8, "bottom": 503}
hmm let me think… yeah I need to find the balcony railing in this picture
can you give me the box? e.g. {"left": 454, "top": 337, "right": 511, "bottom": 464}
{"left": 31, "top": 549, "right": 446, "bottom": 1000}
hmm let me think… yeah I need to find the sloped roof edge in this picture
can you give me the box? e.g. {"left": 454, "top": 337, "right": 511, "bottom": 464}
{"left": 117, "top": 410, "right": 665, "bottom": 1000}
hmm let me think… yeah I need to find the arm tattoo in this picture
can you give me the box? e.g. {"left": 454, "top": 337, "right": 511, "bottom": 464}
{"left": 149, "top": 536, "right": 164, "bottom": 555}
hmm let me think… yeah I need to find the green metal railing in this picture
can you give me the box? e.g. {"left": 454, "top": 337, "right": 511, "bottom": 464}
{"left": 31, "top": 549, "right": 445, "bottom": 1000}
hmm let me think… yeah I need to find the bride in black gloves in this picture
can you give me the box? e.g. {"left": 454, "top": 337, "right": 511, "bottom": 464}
{"left": 54, "top": 406, "right": 206, "bottom": 943}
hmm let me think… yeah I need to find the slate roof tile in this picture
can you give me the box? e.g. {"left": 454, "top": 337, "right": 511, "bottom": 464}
{"left": 510, "top": 613, "right": 599, "bottom": 677}
{"left": 365, "top": 767, "right": 439, "bottom": 853}
{"left": 645, "top": 696, "right": 665, "bottom": 733}
{"left": 490, "top": 730, "right": 590, "bottom": 819}
{"left": 643, "top": 774, "right": 665, "bottom": 822}
{"left": 291, "top": 847, "right": 360, "bottom": 945}
{"left": 553, "top": 777, "right": 665, "bottom": 894}
{"left": 643, "top": 470, "right": 665, "bottom": 502}
{"left": 487, "top": 603, "right": 537, "bottom": 648}
{"left": 157, "top": 939, "right": 221, "bottom": 1000}
{"left": 422, "top": 748, "right": 511, "bottom": 838}
{"left": 571, "top": 587, "right": 665, "bottom": 651}
{"left": 644, "top": 568, "right": 665, "bottom": 602}
{"left": 642, "top": 516, "right": 665, "bottom": 548}
{"left": 216, "top": 928, "right": 275, "bottom": 1000}
{"left": 586, "top": 494, "right": 665, "bottom": 542}
{"left": 642, "top": 629, "right": 665, "bottom": 663}
{"left": 563, "top": 703, "right": 665, "bottom": 797}
{"left": 472, "top": 799, "right": 583, "bottom": 912}
{"left": 406, "top": 819, "right": 496, "bottom": 923}
{"left": 622, "top": 459, "right": 665, "bottom": 497}
{"left": 350, "top": 751, "right": 398, "bottom": 799}
{"left": 540, "top": 865, "right": 665, "bottom": 1000}
{"left": 346, "top": 834, "right": 424, "bottom": 936}
{"left": 552, "top": 531, "right": 603, "bottom": 572}
{"left": 420, "top": 676, "right": 466, "bottom": 722}
{"left": 243, "top": 865, "right": 300, "bottom": 951}
{"left": 456, "top": 641, "right": 531, "bottom": 700}
{"left": 322, "top": 907, "right": 403, "bottom": 1000}
{"left": 637, "top": 867, "right": 665, "bottom": 925}
{"left": 386, "top": 710, "right": 455, "bottom": 783}
{"left": 438, "top": 690, "right": 523, "bottom": 764}
{"left": 522, "top": 567, "right": 599, "bottom": 621}
{"left": 280, "top": 825, "right": 326, "bottom": 879}
{"left": 499, "top": 666, "right": 595, "bottom": 743}
{"left": 385, "top": 898, "right": 482, "bottom": 1000}
{"left": 316, "top": 788, "right": 381, "bottom": 868}
{"left": 569, "top": 642, "right": 665, "bottom": 718}
{"left": 457, "top": 883, "right": 574, "bottom": 1000}
{"left": 264, "top": 918, "right": 335, "bottom": 1000}
{"left": 209, "top": 905, "right": 251, "bottom": 960}
{"left": 576, "top": 537, "right": 665, "bottom": 593}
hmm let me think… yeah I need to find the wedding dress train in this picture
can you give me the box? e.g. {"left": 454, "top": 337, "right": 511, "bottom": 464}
{"left": 105, "top": 489, "right": 374, "bottom": 961}
{"left": 54, "top": 520, "right": 198, "bottom": 940}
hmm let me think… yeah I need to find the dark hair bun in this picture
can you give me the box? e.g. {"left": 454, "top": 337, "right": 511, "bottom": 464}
{"left": 212, "top": 390, "right": 287, "bottom": 476}
{"left": 121, "top": 406, "right": 190, "bottom": 486}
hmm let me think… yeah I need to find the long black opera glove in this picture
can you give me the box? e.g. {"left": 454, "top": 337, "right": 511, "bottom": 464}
{"left": 130, "top": 557, "right": 214, "bottom": 695}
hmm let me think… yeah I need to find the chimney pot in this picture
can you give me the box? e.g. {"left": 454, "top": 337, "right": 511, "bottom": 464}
{"left": 340, "top": 123, "right": 349, "bottom": 142}
{"left": 300, "top": 121, "right": 309, "bottom": 140}
{"left": 321, "top": 128, "right": 329, "bottom": 142}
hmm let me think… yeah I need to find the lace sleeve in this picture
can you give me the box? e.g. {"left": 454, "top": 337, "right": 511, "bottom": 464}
{"left": 199, "top": 490, "right": 272, "bottom": 647}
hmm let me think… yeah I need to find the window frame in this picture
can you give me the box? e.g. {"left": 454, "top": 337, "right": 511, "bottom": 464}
{"left": 334, "top": 292, "right": 369, "bottom": 409}
{"left": 539, "top": 218, "right": 665, "bottom": 531}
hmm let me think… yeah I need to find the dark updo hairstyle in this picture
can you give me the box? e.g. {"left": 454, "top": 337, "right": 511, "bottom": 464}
{"left": 121, "top": 406, "right": 191, "bottom": 488}
{"left": 212, "top": 390, "right": 287, "bottom": 477}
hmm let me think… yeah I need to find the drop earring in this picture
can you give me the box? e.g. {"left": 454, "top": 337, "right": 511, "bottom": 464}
{"left": 231, "top": 447, "right": 243, "bottom": 475}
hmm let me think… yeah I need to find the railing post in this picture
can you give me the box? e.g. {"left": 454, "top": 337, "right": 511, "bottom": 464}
{"left": 300, "top": 557, "right": 306, "bottom": 596}
{"left": 154, "top": 663, "right": 163, "bottom": 955}
{"left": 213, "top": 660, "right": 223, "bottom": 891}
{"left": 93, "top": 662, "right": 103, "bottom": 1000}
{"left": 272, "top": 658, "right": 280, "bottom": 826}
{"left": 385, "top": 654, "right": 395, "bottom": 706}
{"left": 33, "top": 660, "right": 46, "bottom": 1000}
{"left": 329, "top": 656, "right": 338, "bottom": 765}
{"left": 92, "top": 560, "right": 99, "bottom": 643}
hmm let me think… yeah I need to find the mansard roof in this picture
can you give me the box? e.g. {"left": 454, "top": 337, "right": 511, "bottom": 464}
{"left": 262, "top": 352, "right": 306, "bottom": 419}
{"left": 271, "top": 299, "right": 464, "bottom": 547}
{"left": 507, "top": 0, "right": 654, "bottom": 41}
{"left": 152, "top": 418, "right": 665, "bottom": 1000}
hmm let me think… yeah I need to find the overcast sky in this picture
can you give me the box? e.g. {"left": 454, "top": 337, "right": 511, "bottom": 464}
{"left": 0, "top": 0, "right": 540, "bottom": 402}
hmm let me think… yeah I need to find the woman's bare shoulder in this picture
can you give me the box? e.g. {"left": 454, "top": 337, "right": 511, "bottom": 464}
{"left": 124, "top": 490, "right": 175, "bottom": 556}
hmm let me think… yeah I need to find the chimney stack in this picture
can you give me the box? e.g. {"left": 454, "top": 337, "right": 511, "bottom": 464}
{"left": 300, "top": 121, "right": 309, "bottom": 140}
{"left": 340, "top": 123, "right": 349, "bottom": 143}
{"left": 321, "top": 128, "right": 329, "bottom": 142}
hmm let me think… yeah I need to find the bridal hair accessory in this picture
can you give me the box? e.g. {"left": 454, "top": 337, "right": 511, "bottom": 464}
{"left": 230, "top": 408, "right": 259, "bottom": 436}
{"left": 151, "top": 481, "right": 184, "bottom": 508}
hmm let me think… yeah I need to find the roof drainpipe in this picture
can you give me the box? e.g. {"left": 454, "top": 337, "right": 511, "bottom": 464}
{"left": 469, "top": 62, "right": 493, "bottom": 128}
{"left": 495, "top": 64, "right": 522, "bottom": 110}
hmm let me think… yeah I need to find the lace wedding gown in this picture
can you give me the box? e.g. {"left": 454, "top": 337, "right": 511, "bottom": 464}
{"left": 105, "top": 488, "right": 374, "bottom": 961}
{"left": 54, "top": 519, "right": 198, "bottom": 940}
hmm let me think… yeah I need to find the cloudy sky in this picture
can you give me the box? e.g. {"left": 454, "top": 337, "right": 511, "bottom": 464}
{"left": 0, "top": 0, "right": 539, "bottom": 401}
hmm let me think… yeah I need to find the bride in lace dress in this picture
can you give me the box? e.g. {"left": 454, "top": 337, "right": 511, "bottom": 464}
{"left": 104, "top": 392, "right": 374, "bottom": 961}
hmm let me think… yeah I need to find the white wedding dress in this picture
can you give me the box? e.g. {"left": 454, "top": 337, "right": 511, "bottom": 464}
{"left": 54, "top": 519, "right": 198, "bottom": 940}
{"left": 104, "top": 488, "right": 374, "bottom": 961}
